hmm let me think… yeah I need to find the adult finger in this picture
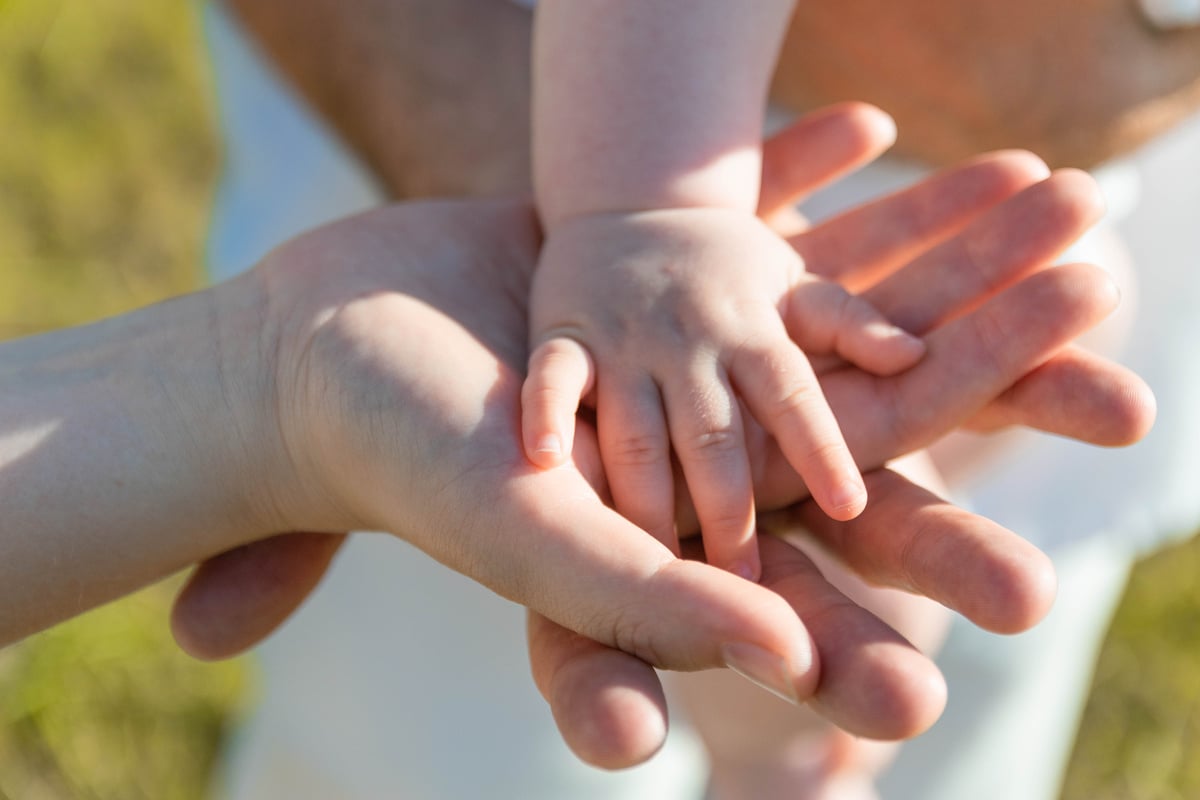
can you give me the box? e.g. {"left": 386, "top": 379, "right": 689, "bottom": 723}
{"left": 795, "top": 151, "right": 1051, "bottom": 291}
{"left": 800, "top": 169, "right": 1153, "bottom": 451}
{"left": 530, "top": 529, "right": 953, "bottom": 749}
{"left": 758, "top": 102, "right": 898, "bottom": 221}
{"left": 171, "top": 532, "right": 347, "bottom": 660}
{"left": 765, "top": 468, "right": 1057, "bottom": 635}
{"left": 843, "top": 263, "right": 1121, "bottom": 463}
{"left": 754, "top": 535, "right": 948, "bottom": 740}
{"left": 526, "top": 610, "right": 669, "bottom": 769}
{"left": 861, "top": 169, "right": 1106, "bottom": 333}
{"left": 750, "top": 261, "right": 1124, "bottom": 510}
{"left": 446, "top": 449, "right": 819, "bottom": 701}
{"left": 962, "top": 345, "right": 1156, "bottom": 445}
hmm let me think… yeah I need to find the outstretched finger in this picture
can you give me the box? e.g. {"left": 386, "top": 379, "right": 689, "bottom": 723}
{"left": 759, "top": 102, "right": 899, "bottom": 222}
{"left": 795, "top": 151, "right": 1051, "bottom": 291}
{"left": 526, "top": 530, "right": 954, "bottom": 762}
{"left": 526, "top": 610, "right": 669, "bottom": 769}
{"left": 766, "top": 468, "right": 1057, "bottom": 635}
{"left": 861, "top": 169, "right": 1106, "bottom": 334}
{"left": 522, "top": 337, "right": 595, "bottom": 467}
{"left": 962, "top": 345, "right": 1155, "bottom": 445}
{"left": 752, "top": 262, "right": 1126, "bottom": 510}
{"left": 754, "top": 534, "right": 948, "bottom": 740}
{"left": 171, "top": 532, "right": 348, "bottom": 660}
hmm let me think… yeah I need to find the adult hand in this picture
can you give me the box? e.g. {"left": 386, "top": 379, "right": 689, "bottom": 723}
{"left": 169, "top": 106, "right": 1153, "bottom": 765}
{"left": 523, "top": 107, "right": 1155, "bottom": 766}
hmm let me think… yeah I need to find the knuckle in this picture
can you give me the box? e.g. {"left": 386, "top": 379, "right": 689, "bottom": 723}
{"left": 609, "top": 431, "right": 666, "bottom": 466}
{"left": 768, "top": 381, "right": 822, "bottom": 426}
{"left": 799, "top": 438, "right": 849, "bottom": 471}
{"left": 612, "top": 613, "right": 665, "bottom": 667}
{"left": 699, "top": 507, "right": 753, "bottom": 539}
{"left": 686, "top": 426, "right": 740, "bottom": 458}
{"left": 522, "top": 376, "right": 565, "bottom": 404}
{"left": 537, "top": 337, "right": 582, "bottom": 365}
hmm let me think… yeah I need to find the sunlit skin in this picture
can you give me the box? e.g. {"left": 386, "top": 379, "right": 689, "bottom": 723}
{"left": 200, "top": 0, "right": 1177, "bottom": 790}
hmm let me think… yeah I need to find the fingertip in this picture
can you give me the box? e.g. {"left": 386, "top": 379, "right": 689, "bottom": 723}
{"left": 863, "top": 321, "right": 927, "bottom": 374}
{"left": 823, "top": 479, "right": 868, "bottom": 522}
{"left": 1051, "top": 167, "right": 1107, "bottom": 222}
{"left": 729, "top": 550, "right": 763, "bottom": 584}
{"left": 822, "top": 641, "right": 947, "bottom": 740}
{"left": 982, "top": 149, "right": 1051, "bottom": 183}
{"left": 526, "top": 431, "right": 567, "bottom": 468}
{"left": 853, "top": 102, "right": 897, "bottom": 150}
{"left": 971, "top": 540, "right": 1059, "bottom": 635}
{"left": 1116, "top": 375, "right": 1158, "bottom": 446}
{"left": 169, "top": 599, "right": 224, "bottom": 662}
{"left": 522, "top": 338, "right": 594, "bottom": 468}
{"left": 549, "top": 650, "right": 669, "bottom": 769}
{"left": 170, "top": 533, "right": 344, "bottom": 661}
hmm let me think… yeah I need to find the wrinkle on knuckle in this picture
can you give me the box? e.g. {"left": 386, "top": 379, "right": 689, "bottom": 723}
{"left": 954, "top": 229, "right": 999, "bottom": 294}
{"left": 698, "top": 507, "right": 752, "bottom": 539}
{"left": 798, "top": 438, "right": 848, "bottom": 471}
{"left": 878, "top": 378, "right": 918, "bottom": 452}
{"left": 966, "top": 302, "right": 1011, "bottom": 379}
{"left": 535, "top": 341, "right": 582, "bottom": 369}
{"left": 610, "top": 432, "right": 665, "bottom": 466}
{"left": 897, "top": 514, "right": 944, "bottom": 597}
{"left": 768, "top": 381, "right": 821, "bottom": 427}
{"left": 607, "top": 604, "right": 665, "bottom": 668}
{"left": 686, "top": 426, "right": 739, "bottom": 458}
{"left": 523, "top": 384, "right": 571, "bottom": 408}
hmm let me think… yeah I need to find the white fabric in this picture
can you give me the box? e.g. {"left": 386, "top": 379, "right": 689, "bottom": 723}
{"left": 204, "top": 0, "right": 1200, "bottom": 796}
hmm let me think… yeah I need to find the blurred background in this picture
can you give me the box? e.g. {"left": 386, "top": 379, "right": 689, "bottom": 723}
{"left": 0, "top": 1, "right": 1197, "bottom": 798}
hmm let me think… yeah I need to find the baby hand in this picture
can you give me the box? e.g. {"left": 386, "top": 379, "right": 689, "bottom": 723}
{"left": 522, "top": 209, "right": 923, "bottom": 578}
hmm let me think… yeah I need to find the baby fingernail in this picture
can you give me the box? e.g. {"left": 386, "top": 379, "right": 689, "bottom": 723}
{"left": 721, "top": 642, "right": 802, "bottom": 705}
{"left": 830, "top": 481, "right": 868, "bottom": 518}
{"left": 868, "top": 321, "right": 922, "bottom": 346}
{"left": 534, "top": 434, "right": 562, "bottom": 457}
{"left": 730, "top": 560, "right": 760, "bottom": 583}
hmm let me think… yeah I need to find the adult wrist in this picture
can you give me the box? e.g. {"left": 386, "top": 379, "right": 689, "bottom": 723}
{"left": 0, "top": 278, "right": 288, "bottom": 642}
{"left": 199, "top": 270, "right": 300, "bottom": 543}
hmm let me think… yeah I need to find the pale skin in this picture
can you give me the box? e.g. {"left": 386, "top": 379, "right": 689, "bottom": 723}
{"left": 162, "top": 110, "right": 1153, "bottom": 756}
{"left": 6, "top": 167, "right": 1142, "bottom": 715}
{"left": 525, "top": 0, "right": 914, "bottom": 580}
{"left": 523, "top": 6, "right": 1180, "bottom": 791}
{"left": 203, "top": 0, "right": 1165, "bottom": 789}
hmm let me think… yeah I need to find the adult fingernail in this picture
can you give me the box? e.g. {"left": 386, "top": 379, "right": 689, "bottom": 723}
{"left": 721, "top": 642, "right": 801, "bottom": 705}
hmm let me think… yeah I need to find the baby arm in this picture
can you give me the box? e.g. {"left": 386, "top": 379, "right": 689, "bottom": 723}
{"left": 524, "top": 0, "right": 923, "bottom": 576}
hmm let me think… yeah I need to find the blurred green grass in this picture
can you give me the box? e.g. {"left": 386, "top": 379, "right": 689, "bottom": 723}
{"left": 1061, "top": 536, "right": 1200, "bottom": 800}
{"left": 1, "top": 1, "right": 1198, "bottom": 798}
